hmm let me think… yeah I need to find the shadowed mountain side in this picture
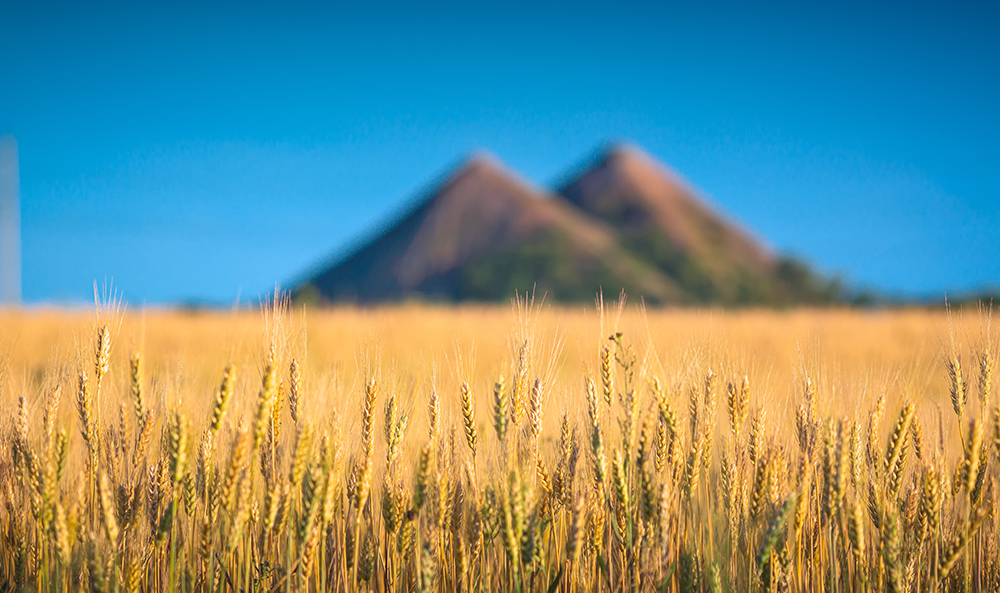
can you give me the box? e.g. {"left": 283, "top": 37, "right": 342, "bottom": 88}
{"left": 558, "top": 145, "right": 839, "bottom": 304}
{"left": 298, "top": 155, "right": 684, "bottom": 304}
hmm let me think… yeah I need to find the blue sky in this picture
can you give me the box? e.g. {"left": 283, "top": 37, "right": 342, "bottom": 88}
{"left": 1, "top": 0, "right": 998, "bottom": 304}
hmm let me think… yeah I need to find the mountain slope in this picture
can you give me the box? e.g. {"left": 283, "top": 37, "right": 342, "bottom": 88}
{"left": 298, "top": 154, "right": 684, "bottom": 303}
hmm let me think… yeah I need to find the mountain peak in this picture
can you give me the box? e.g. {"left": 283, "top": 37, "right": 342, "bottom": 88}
{"left": 450, "top": 150, "right": 505, "bottom": 177}
{"left": 424, "top": 151, "right": 537, "bottom": 208}
{"left": 596, "top": 142, "right": 653, "bottom": 164}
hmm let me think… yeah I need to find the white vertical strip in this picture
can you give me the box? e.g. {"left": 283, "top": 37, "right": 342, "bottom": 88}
{"left": 0, "top": 135, "right": 21, "bottom": 305}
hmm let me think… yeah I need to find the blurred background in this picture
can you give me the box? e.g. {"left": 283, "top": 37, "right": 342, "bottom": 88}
{"left": 0, "top": 1, "right": 998, "bottom": 306}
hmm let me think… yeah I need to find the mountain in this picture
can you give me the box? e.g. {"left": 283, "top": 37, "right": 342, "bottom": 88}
{"left": 557, "top": 145, "right": 837, "bottom": 304}
{"left": 297, "top": 154, "right": 684, "bottom": 303}
{"left": 295, "top": 145, "right": 840, "bottom": 305}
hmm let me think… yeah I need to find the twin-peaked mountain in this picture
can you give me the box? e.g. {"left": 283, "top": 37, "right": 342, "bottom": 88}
{"left": 295, "top": 145, "right": 838, "bottom": 305}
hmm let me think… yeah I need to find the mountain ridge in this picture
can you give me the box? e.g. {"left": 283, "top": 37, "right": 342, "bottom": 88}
{"left": 295, "top": 144, "right": 840, "bottom": 305}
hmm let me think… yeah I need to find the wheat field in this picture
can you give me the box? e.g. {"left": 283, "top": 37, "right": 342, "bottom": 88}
{"left": 0, "top": 296, "right": 998, "bottom": 592}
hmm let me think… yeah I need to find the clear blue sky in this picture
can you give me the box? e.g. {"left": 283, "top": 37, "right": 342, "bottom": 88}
{"left": 2, "top": 0, "right": 998, "bottom": 304}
